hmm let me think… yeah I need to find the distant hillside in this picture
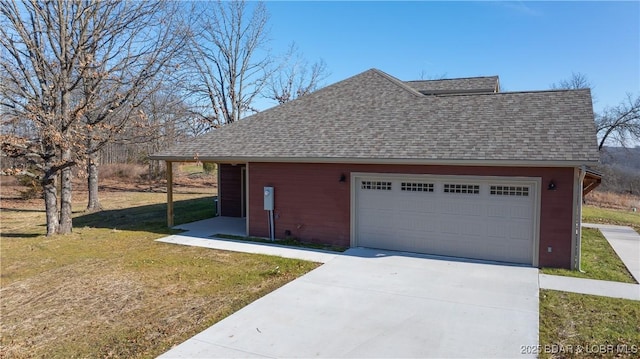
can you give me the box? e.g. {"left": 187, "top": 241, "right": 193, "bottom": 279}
{"left": 601, "top": 147, "right": 640, "bottom": 171}
{"left": 596, "top": 146, "right": 640, "bottom": 195}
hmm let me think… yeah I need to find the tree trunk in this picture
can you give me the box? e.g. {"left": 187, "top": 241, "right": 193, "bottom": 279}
{"left": 58, "top": 149, "right": 73, "bottom": 234}
{"left": 43, "top": 169, "right": 59, "bottom": 237}
{"left": 86, "top": 151, "right": 102, "bottom": 211}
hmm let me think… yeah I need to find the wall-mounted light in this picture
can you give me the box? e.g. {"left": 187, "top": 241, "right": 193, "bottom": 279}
{"left": 548, "top": 181, "right": 557, "bottom": 191}
{"left": 339, "top": 173, "right": 346, "bottom": 182}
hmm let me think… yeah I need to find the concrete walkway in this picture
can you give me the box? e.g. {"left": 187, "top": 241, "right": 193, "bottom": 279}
{"left": 539, "top": 274, "right": 639, "bottom": 300}
{"left": 173, "top": 217, "right": 247, "bottom": 237}
{"left": 538, "top": 223, "right": 640, "bottom": 300}
{"left": 158, "top": 234, "right": 338, "bottom": 263}
{"left": 159, "top": 217, "right": 338, "bottom": 263}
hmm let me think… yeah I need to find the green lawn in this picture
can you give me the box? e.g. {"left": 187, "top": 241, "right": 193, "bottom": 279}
{"left": 583, "top": 205, "right": 640, "bottom": 233}
{"left": 539, "top": 290, "right": 640, "bottom": 359}
{"left": 541, "top": 227, "right": 636, "bottom": 283}
{"left": 0, "top": 191, "right": 318, "bottom": 358}
{"left": 214, "top": 233, "right": 347, "bottom": 252}
{"left": 541, "top": 205, "right": 639, "bottom": 283}
{"left": 539, "top": 206, "right": 640, "bottom": 358}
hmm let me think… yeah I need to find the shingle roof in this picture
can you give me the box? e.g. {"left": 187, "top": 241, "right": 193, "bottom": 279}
{"left": 405, "top": 76, "right": 499, "bottom": 94}
{"left": 151, "top": 69, "right": 599, "bottom": 165}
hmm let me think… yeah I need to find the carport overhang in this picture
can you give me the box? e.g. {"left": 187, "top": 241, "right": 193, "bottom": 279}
{"left": 152, "top": 157, "right": 247, "bottom": 227}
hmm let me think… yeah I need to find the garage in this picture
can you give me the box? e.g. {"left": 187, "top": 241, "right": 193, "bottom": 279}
{"left": 353, "top": 174, "right": 539, "bottom": 265}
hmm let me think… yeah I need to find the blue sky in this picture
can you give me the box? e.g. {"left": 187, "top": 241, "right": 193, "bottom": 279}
{"left": 262, "top": 1, "right": 639, "bottom": 113}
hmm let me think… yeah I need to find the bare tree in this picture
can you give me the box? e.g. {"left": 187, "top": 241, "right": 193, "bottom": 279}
{"left": 184, "top": 0, "right": 271, "bottom": 129}
{"left": 0, "top": 0, "right": 183, "bottom": 233}
{"left": 596, "top": 93, "right": 640, "bottom": 150}
{"left": 417, "top": 70, "right": 448, "bottom": 81}
{"left": 550, "top": 71, "right": 591, "bottom": 90}
{"left": 80, "top": 9, "right": 187, "bottom": 212}
{"left": 267, "top": 42, "right": 329, "bottom": 104}
{"left": 552, "top": 72, "right": 639, "bottom": 150}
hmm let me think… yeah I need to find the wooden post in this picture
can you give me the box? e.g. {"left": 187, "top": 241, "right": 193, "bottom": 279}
{"left": 166, "top": 161, "right": 174, "bottom": 227}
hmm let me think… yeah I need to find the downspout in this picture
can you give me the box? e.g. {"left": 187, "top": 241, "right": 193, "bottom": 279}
{"left": 574, "top": 165, "right": 587, "bottom": 271}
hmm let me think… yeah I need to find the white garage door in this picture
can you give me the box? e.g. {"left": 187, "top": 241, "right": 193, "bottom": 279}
{"left": 354, "top": 175, "right": 538, "bottom": 265}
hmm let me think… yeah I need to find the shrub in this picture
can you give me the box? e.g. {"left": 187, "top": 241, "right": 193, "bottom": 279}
{"left": 16, "top": 174, "right": 42, "bottom": 200}
{"left": 202, "top": 162, "right": 216, "bottom": 174}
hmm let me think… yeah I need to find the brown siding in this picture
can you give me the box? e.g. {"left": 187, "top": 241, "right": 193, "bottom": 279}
{"left": 219, "top": 164, "right": 243, "bottom": 217}
{"left": 248, "top": 163, "right": 575, "bottom": 268}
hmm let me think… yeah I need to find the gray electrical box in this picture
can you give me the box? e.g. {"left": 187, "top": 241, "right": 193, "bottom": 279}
{"left": 264, "top": 186, "right": 274, "bottom": 210}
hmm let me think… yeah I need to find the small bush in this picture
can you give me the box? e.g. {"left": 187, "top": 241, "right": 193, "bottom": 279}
{"left": 202, "top": 162, "right": 216, "bottom": 174}
{"left": 16, "top": 174, "right": 43, "bottom": 200}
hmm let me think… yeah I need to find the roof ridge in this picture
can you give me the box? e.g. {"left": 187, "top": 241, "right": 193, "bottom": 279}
{"left": 368, "top": 68, "right": 424, "bottom": 97}
{"left": 405, "top": 75, "right": 499, "bottom": 83}
{"left": 434, "top": 88, "right": 591, "bottom": 97}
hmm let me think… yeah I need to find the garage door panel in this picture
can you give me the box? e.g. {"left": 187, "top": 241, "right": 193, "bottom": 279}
{"left": 460, "top": 219, "right": 487, "bottom": 237}
{"left": 439, "top": 218, "right": 461, "bottom": 235}
{"left": 397, "top": 198, "right": 437, "bottom": 213}
{"left": 510, "top": 222, "right": 533, "bottom": 240}
{"left": 487, "top": 224, "right": 510, "bottom": 238}
{"left": 356, "top": 176, "right": 536, "bottom": 265}
{"left": 511, "top": 206, "right": 533, "bottom": 219}
{"left": 358, "top": 209, "right": 394, "bottom": 225}
{"left": 399, "top": 214, "right": 436, "bottom": 233}
{"left": 486, "top": 204, "right": 511, "bottom": 218}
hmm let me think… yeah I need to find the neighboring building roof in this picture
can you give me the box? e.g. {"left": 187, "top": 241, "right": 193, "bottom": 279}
{"left": 405, "top": 76, "right": 499, "bottom": 95}
{"left": 151, "top": 69, "right": 599, "bottom": 165}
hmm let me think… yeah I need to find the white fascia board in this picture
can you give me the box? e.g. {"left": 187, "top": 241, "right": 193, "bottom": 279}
{"left": 150, "top": 156, "right": 597, "bottom": 168}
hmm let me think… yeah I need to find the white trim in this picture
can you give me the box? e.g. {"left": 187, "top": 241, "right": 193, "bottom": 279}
{"left": 350, "top": 172, "right": 541, "bottom": 266}
{"left": 570, "top": 166, "right": 586, "bottom": 270}
{"left": 151, "top": 156, "right": 597, "bottom": 168}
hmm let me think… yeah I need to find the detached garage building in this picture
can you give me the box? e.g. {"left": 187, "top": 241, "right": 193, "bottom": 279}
{"left": 151, "top": 69, "right": 601, "bottom": 269}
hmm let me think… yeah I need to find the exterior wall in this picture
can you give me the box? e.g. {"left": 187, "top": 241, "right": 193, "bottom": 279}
{"left": 248, "top": 162, "right": 575, "bottom": 268}
{"left": 219, "top": 164, "right": 244, "bottom": 217}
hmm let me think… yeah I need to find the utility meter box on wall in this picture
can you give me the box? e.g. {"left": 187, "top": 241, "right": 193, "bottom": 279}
{"left": 264, "top": 186, "right": 274, "bottom": 210}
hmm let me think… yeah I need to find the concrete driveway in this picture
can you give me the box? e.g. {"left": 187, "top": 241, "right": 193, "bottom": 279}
{"left": 159, "top": 248, "right": 539, "bottom": 358}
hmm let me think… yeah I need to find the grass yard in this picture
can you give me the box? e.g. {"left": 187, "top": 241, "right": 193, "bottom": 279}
{"left": 539, "top": 205, "right": 640, "bottom": 358}
{"left": 214, "top": 233, "right": 348, "bottom": 252}
{"left": 541, "top": 228, "right": 636, "bottom": 283}
{"left": 541, "top": 205, "right": 639, "bottom": 283}
{"left": 583, "top": 205, "right": 640, "bottom": 233}
{"left": 539, "top": 290, "right": 640, "bottom": 358}
{"left": 0, "top": 185, "right": 319, "bottom": 358}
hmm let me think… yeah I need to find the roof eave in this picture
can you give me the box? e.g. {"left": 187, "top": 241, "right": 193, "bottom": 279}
{"left": 149, "top": 155, "right": 599, "bottom": 167}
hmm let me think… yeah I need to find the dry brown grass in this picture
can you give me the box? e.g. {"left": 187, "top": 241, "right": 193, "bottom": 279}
{"left": 0, "top": 238, "right": 317, "bottom": 358}
{"left": 1, "top": 260, "right": 145, "bottom": 357}
{"left": 99, "top": 163, "right": 150, "bottom": 181}
{"left": 584, "top": 190, "right": 640, "bottom": 211}
{"left": 0, "top": 171, "right": 317, "bottom": 358}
